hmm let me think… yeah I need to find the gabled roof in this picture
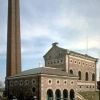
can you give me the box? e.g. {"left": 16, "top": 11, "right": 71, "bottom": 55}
{"left": 43, "top": 42, "right": 98, "bottom": 61}
{"left": 43, "top": 45, "right": 67, "bottom": 57}
{"left": 70, "top": 51, "right": 98, "bottom": 61}
{"left": 7, "top": 67, "right": 77, "bottom": 78}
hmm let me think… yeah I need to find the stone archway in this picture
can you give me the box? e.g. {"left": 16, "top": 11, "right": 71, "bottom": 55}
{"left": 47, "top": 89, "right": 53, "bottom": 100}
{"left": 70, "top": 89, "right": 75, "bottom": 100}
{"left": 55, "top": 89, "right": 61, "bottom": 100}
{"left": 63, "top": 89, "right": 68, "bottom": 99}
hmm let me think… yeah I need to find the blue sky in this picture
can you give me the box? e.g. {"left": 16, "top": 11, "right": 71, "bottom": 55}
{"left": 0, "top": 0, "right": 100, "bottom": 83}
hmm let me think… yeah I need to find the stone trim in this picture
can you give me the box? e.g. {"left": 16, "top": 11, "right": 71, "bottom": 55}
{"left": 70, "top": 80, "right": 74, "bottom": 85}
{"left": 48, "top": 79, "right": 52, "bottom": 85}
{"left": 6, "top": 74, "right": 37, "bottom": 79}
{"left": 69, "top": 52, "right": 98, "bottom": 61}
{"left": 69, "top": 55, "right": 97, "bottom": 63}
{"left": 77, "top": 82, "right": 95, "bottom": 85}
{"left": 56, "top": 79, "right": 60, "bottom": 85}
{"left": 40, "top": 74, "right": 78, "bottom": 79}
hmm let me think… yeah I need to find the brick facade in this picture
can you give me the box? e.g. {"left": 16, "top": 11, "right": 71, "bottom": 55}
{"left": 6, "top": 43, "right": 98, "bottom": 100}
{"left": 6, "top": 74, "right": 78, "bottom": 100}
{"left": 44, "top": 43, "right": 98, "bottom": 92}
{"left": 40, "top": 75, "right": 77, "bottom": 100}
{"left": 69, "top": 55, "right": 96, "bottom": 92}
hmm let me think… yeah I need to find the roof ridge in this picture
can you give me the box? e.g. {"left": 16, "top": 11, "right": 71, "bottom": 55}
{"left": 57, "top": 46, "right": 67, "bottom": 51}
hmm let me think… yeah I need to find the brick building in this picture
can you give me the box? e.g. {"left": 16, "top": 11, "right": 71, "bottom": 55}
{"left": 44, "top": 43, "right": 98, "bottom": 92}
{"left": 6, "top": 0, "right": 98, "bottom": 100}
{"left": 6, "top": 42, "right": 98, "bottom": 100}
{"left": 6, "top": 67, "right": 78, "bottom": 99}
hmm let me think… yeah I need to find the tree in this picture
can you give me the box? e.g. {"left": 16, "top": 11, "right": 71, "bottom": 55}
{"left": 0, "top": 81, "right": 4, "bottom": 88}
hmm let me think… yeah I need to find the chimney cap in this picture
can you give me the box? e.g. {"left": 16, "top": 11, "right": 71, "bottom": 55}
{"left": 52, "top": 42, "right": 58, "bottom": 46}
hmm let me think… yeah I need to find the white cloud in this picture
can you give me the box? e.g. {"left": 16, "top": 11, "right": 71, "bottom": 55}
{"left": 21, "top": 25, "right": 50, "bottom": 40}
{"left": 55, "top": 12, "right": 89, "bottom": 31}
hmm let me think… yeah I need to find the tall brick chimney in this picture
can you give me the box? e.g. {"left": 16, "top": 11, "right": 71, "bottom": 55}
{"left": 6, "top": 0, "right": 21, "bottom": 77}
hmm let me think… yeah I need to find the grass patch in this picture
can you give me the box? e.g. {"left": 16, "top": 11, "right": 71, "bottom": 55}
{"left": 79, "top": 91, "right": 99, "bottom": 100}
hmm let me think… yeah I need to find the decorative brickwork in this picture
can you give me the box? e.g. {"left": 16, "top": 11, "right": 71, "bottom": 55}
{"left": 44, "top": 43, "right": 98, "bottom": 92}
{"left": 41, "top": 76, "right": 77, "bottom": 100}
{"left": 7, "top": 74, "right": 78, "bottom": 100}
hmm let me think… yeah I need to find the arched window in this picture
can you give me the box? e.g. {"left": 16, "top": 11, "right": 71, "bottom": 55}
{"left": 55, "top": 89, "right": 61, "bottom": 100}
{"left": 70, "top": 69, "right": 73, "bottom": 74}
{"left": 47, "top": 89, "right": 53, "bottom": 100}
{"left": 63, "top": 89, "right": 68, "bottom": 99}
{"left": 70, "top": 89, "right": 75, "bottom": 99}
{"left": 78, "top": 71, "right": 81, "bottom": 80}
{"left": 85, "top": 72, "right": 88, "bottom": 81}
{"left": 92, "top": 73, "right": 95, "bottom": 81}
